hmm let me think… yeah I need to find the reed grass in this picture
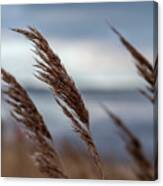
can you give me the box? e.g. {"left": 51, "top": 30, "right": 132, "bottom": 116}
{"left": 11, "top": 27, "right": 89, "bottom": 129}
{"left": 2, "top": 22, "right": 157, "bottom": 180}
{"left": 12, "top": 27, "right": 104, "bottom": 179}
{"left": 1, "top": 68, "right": 67, "bottom": 178}
{"left": 108, "top": 21, "right": 158, "bottom": 171}
{"left": 107, "top": 21, "right": 157, "bottom": 103}
{"left": 101, "top": 104, "right": 153, "bottom": 180}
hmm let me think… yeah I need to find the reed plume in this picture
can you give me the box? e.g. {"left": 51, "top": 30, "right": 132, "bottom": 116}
{"left": 1, "top": 68, "right": 67, "bottom": 178}
{"left": 11, "top": 27, "right": 89, "bottom": 129}
{"left": 154, "top": 56, "right": 158, "bottom": 99}
{"left": 107, "top": 21, "right": 157, "bottom": 103}
{"left": 153, "top": 55, "right": 158, "bottom": 178}
{"left": 101, "top": 104, "right": 153, "bottom": 180}
{"left": 12, "top": 27, "right": 103, "bottom": 178}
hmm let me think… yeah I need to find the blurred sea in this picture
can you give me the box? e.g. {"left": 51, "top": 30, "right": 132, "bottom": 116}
{"left": 1, "top": 88, "right": 155, "bottom": 163}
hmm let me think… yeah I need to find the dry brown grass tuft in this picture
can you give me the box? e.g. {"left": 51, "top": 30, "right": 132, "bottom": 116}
{"left": 12, "top": 27, "right": 104, "bottom": 178}
{"left": 1, "top": 68, "right": 67, "bottom": 178}
{"left": 101, "top": 104, "right": 153, "bottom": 180}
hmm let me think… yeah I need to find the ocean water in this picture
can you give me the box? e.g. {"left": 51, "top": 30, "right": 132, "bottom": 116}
{"left": 1, "top": 88, "right": 155, "bottom": 162}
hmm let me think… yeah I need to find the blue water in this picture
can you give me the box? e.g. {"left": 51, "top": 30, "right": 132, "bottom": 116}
{"left": 1, "top": 89, "right": 155, "bottom": 162}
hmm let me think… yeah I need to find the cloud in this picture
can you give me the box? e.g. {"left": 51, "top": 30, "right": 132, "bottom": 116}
{"left": 1, "top": 2, "right": 154, "bottom": 90}
{"left": 1, "top": 36, "right": 150, "bottom": 90}
{"left": 2, "top": 2, "right": 154, "bottom": 41}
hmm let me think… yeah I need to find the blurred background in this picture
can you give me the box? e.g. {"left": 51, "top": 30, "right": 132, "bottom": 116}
{"left": 1, "top": 2, "right": 155, "bottom": 178}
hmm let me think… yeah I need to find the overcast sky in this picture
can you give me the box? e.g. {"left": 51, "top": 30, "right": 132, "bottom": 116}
{"left": 1, "top": 1, "right": 155, "bottom": 90}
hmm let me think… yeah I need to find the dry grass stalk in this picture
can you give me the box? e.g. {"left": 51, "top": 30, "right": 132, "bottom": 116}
{"left": 107, "top": 21, "right": 156, "bottom": 103}
{"left": 12, "top": 27, "right": 103, "bottom": 178}
{"left": 1, "top": 68, "right": 67, "bottom": 178}
{"left": 101, "top": 104, "right": 153, "bottom": 180}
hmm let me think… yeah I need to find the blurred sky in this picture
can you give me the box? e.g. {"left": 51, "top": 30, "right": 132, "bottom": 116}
{"left": 1, "top": 1, "right": 155, "bottom": 90}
